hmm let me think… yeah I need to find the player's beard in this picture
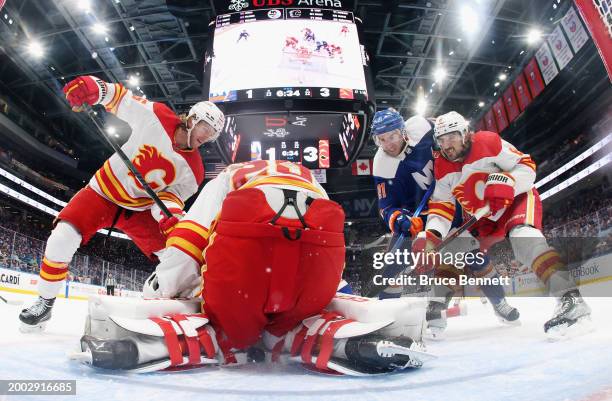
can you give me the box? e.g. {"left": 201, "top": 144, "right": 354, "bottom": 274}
{"left": 442, "top": 141, "right": 471, "bottom": 162}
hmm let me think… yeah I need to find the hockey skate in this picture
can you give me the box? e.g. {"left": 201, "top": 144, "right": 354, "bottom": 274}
{"left": 426, "top": 300, "right": 449, "bottom": 340}
{"left": 544, "top": 289, "right": 593, "bottom": 340}
{"left": 492, "top": 299, "right": 520, "bottom": 325}
{"left": 317, "top": 334, "right": 435, "bottom": 376}
{"left": 19, "top": 296, "right": 55, "bottom": 333}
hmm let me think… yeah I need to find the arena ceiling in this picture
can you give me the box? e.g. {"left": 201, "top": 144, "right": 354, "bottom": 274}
{"left": 0, "top": 0, "right": 608, "bottom": 178}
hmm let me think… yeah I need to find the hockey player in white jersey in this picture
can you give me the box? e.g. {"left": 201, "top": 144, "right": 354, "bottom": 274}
{"left": 413, "top": 111, "right": 591, "bottom": 338}
{"left": 369, "top": 109, "right": 519, "bottom": 336}
{"left": 19, "top": 75, "right": 225, "bottom": 332}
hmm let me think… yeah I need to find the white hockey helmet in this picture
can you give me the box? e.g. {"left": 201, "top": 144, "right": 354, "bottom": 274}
{"left": 186, "top": 101, "right": 225, "bottom": 146}
{"left": 433, "top": 111, "right": 469, "bottom": 146}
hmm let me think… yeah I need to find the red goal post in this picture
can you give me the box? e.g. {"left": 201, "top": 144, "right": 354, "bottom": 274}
{"left": 574, "top": 0, "right": 612, "bottom": 82}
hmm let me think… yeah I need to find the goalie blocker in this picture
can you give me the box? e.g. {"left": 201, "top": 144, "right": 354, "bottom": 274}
{"left": 71, "top": 294, "right": 434, "bottom": 376}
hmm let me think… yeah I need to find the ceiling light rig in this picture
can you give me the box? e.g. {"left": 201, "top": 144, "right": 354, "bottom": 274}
{"left": 27, "top": 40, "right": 44, "bottom": 59}
{"left": 526, "top": 28, "right": 543, "bottom": 45}
{"left": 433, "top": 67, "right": 447, "bottom": 84}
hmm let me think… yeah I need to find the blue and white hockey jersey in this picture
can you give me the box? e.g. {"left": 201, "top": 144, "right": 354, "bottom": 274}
{"left": 373, "top": 116, "right": 436, "bottom": 233}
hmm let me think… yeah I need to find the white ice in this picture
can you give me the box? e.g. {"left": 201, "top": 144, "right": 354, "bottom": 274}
{"left": 1, "top": 290, "right": 612, "bottom": 401}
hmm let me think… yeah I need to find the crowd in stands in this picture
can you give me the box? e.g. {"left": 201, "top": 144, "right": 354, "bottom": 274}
{"left": 0, "top": 195, "right": 155, "bottom": 291}
{"left": 0, "top": 145, "right": 79, "bottom": 199}
{"left": 342, "top": 186, "right": 612, "bottom": 295}
{"left": 0, "top": 96, "right": 76, "bottom": 159}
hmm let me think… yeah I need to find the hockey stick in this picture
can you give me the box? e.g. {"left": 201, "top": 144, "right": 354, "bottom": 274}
{"left": 0, "top": 294, "right": 24, "bottom": 306}
{"left": 376, "top": 204, "right": 491, "bottom": 295}
{"left": 367, "top": 184, "right": 435, "bottom": 297}
{"left": 388, "top": 183, "right": 436, "bottom": 253}
{"left": 83, "top": 105, "right": 172, "bottom": 218}
{"left": 414, "top": 204, "right": 491, "bottom": 275}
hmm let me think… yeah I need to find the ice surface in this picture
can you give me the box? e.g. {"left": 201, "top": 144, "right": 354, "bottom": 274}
{"left": 1, "top": 290, "right": 612, "bottom": 401}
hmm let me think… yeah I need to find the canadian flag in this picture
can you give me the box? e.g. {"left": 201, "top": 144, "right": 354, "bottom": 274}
{"left": 351, "top": 159, "right": 373, "bottom": 175}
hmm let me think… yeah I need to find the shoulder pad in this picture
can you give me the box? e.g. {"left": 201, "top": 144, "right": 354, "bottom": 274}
{"left": 373, "top": 147, "right": 403, "bottom": 179}
{"left": 404, "top": 116, "right": 434, "bottom": 147}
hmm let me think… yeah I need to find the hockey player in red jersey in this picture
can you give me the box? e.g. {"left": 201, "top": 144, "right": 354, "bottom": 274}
{"left": 284, "top": 36, "right": 298, "bottom": 50}
{"left": 19, "top": 75, "right": 225, "bottom": 332}
{"left": 73, "top": 160, "right": 433, "bottom": 375}
{"left": 412, "top": 111, "right": 591, "bottom": 338}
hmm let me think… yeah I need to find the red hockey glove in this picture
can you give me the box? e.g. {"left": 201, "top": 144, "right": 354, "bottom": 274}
{"left": 484, "top": 173, "right": 515, "bottom": 214}
{"left": 159, "top": 213, "right": 182, "bottom": 236}
{"left": 62, "top": 76, "right": 106, "bottom": 111}
{"left": 411, "top": 230, "right": 442, "bottom": 273}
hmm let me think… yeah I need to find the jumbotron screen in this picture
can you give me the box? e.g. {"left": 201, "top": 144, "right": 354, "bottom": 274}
{"left": 208, "top": 8, "right": 367, "bottom": 102}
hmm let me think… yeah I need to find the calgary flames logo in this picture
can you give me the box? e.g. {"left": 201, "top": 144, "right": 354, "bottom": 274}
{"left": 452, "top": 172, "right": 488, "bottom": 215}
{"left": 128, "top": 145, "right": 176, "bottom": 191}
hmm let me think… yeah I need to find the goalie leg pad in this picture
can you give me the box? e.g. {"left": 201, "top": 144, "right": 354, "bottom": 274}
{"left": 274, "top": 296, "right": 433, "bottom": 376}
{"left": 76, "top": 296, "right": 223, "bottom": 372}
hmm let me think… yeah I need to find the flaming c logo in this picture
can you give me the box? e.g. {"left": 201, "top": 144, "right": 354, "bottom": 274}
{"left": 128, "top": 145, "right": 176, "bottom": 191}
{"left": 452, "top": 172, "right": 488, "bottom": 215}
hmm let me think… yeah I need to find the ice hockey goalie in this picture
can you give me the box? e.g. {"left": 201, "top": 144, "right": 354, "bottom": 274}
{"left": 71, "top": 160, "right": 435, "bottom": 376}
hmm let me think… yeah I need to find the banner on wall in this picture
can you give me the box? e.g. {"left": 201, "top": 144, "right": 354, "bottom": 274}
{"left": 561, "top": 6, "right": 590, "bottom": 54}
{"left": 523, "top": 58, "right": 546, "bottom": 97}
{"left": 484, "top": 109, "right": 497, "bottom": 132}
{"left": 503, "top": 86, "right": 520, "bottom": 122}
{"left": 513, "top": 72, "right": 532, "bottom": 111}
{"left": 535, "top": 43, "right": 560, "bottom": 85}
{"left": 474, "top": 118, "right": 485, "bottom": 132}
{"left": 492, "top": 98, "right": 509, "bottom": 132}
{"left": 547, "top": 25, "right": 575, "bottom": 70}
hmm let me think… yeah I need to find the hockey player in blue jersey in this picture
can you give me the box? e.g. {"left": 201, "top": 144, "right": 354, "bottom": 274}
{"left": 236, "top": 29, "right": 250, "bottom": 43}
{"left": 368, "top": 108, "right": 519, "bottom": 337}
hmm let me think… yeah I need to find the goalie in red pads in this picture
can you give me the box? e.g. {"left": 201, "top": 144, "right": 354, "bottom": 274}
{"left": 73, "top": 160, "right": 433, "bottom": 375}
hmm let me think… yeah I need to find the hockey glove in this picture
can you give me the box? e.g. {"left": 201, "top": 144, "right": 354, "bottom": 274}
{"left": 63, "top": 76, "right": 107, "bottom": 111}
{"left": 390, "top": 210, "right": 424, "bottom": 237}
{"left": 411, "top": 230, "right": 442, "bottom": 273}
{"left": 159, "top": 213, "right": 183, "bottom": 236}
{"left": 484, "top": 173, "right": 515, "bottom": 214}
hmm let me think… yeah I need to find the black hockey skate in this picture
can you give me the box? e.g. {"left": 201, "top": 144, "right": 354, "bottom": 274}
{"left": 544, "top": 289, "right": 592, "bottom": 339}
{"left": 19, "top": 296, "right": 55, "bottom": 332}
{"left": 492, "top": 299, "right": 520, "bottom": 325}
{"left": 334, "top": 334, "right": 434, "bottom": 375}
{"left": 77, "top": 335, "right": 140, "bottom": 370}
{"left": 426, "top": 300, "right": 449, "bottom": 339}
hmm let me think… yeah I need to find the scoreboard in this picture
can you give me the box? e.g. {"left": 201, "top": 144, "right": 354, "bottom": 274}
{"left": 250, "top": 138, "right": 330, "bottom": 169}
{"left": 216, "top": 112, "right": 364, "bottom": 168}
{"left": 204, "top": 0, "right": 375, "bottom": 168}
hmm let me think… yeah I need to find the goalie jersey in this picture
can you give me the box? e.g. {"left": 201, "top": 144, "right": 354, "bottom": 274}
{"left": 87, "top": 83, "right": 204, "bottom": 216}
{"left": 146, "top": 160, "right": 328, "bottom": 298}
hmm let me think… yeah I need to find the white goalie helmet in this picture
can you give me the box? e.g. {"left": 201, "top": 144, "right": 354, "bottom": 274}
{"left": 187, "top": 101, "right": 225, "bottom": 143}
{"left": 433, "top": 111, "right": 469, "bottom": 146}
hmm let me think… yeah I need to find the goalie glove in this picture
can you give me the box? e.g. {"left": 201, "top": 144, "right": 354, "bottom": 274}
{"left": 484, "top": 173, "right": 515, "bottom": 214}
